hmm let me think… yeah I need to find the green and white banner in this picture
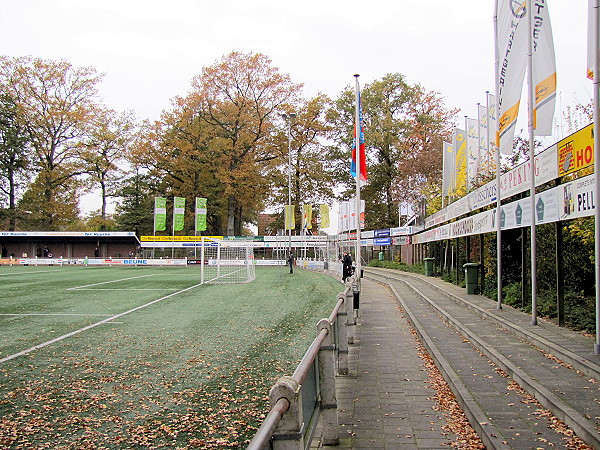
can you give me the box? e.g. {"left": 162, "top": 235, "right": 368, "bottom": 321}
{"left": 195, "top": 197, "right": 207, "bottom": 232}
{"left": 173, "top": 197, "right": 186, "bottom": 232}
{"left": 154, "top": 197, "right": 167, "bottom": 231}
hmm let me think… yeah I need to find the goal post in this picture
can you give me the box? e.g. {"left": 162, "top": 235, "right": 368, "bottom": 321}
{"left": 200, "top": 237, "right": 256, "bottom": 284}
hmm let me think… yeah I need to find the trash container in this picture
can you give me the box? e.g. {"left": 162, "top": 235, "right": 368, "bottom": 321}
{"left": 463, "top": 263, "right": 480, "bottom": 294}
{"left": 424, "top": 257, "right": 435, "bottom": 276}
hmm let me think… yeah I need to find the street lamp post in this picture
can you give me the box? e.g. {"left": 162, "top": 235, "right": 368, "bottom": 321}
{"left": 282, "top": 113, "right": 296, "bottom": 255}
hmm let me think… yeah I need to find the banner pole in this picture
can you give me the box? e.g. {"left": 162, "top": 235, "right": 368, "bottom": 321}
{"left": 354, "top": 74, "right": 362, "bottom": 285}
{"left": 493, "top": 3, "right": 503, "bottom": 310}
{"left": 593, "top": 0, "right": 600, "bottom": 354}
{"left": 527, "top": 2, "right": 538, "bottom": 326}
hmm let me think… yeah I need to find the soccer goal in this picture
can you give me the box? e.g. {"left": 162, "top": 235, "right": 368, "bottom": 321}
{"left": 200, "top": 237, "right": 256, "bottom": 284}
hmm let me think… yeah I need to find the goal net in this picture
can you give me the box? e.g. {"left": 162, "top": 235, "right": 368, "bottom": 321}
{"left": 200, "top": 238, "right": 256, "bottom": 284}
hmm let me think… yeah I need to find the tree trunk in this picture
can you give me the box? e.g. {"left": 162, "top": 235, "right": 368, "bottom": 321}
{"left": 8, "top": 165, "right": 16, "bottom": 231}
{"left": 227, "top": 194, "right": 235, "bottom": 236}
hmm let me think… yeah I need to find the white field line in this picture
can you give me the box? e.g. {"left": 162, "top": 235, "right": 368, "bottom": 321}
{"left": 0, "top": 269, "right": 61, "bottom": 276}
{"left": 73, "top": 288, "right": 181, "bottom": 291}
{"left": 0, "top": 282, "right": 203, "bottom": 364}
{"left": 0, "top": 313, "right": 114, "bottom": 317}
{"left": 67, "top": 274, "right": 156, "bottom": 290}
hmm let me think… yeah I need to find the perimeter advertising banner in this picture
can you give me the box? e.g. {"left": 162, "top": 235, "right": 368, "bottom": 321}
{"left": 415, "top": 173, "right": 596, "bottom": 244}
{"left": 558, "top": 123, "right": 594, "bottom": 177}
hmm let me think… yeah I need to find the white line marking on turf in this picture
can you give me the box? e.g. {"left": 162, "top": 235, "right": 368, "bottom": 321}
{"left": 72, "top": 288, "right": 181, "bottom": 291}
{"left": 0, "top": 269, "right": 61, "bottom": 276}
{"left": 67, "top": 274, "right": 156, "bottom": 290}
{"left": 0, "top": 313, "right": 114, "bottom": 317}
{"left": 0, "top": 282, "right": 203, "bottom": 364}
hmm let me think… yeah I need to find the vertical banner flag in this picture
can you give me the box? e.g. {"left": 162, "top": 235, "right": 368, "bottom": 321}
{"left": 531, "top": 0, "right": 557, "bottom": 136}
{"left": 360, "top": 199, "right": 365, "bottom": 228}
{"left": 154, "top": 197, "right": 167, "bottom": 232}
{"left": 341, "top": 201, "right": 350, "bottom": 232}
{"left": 442, "top": 142, "right": 454, "bottom": 198}
{"left": 495, "top": 0, "right": 528, "bottom": 155}
{"left": 173, "top": 197, "right": 186, "bottom": 232}
{"left": 195, "top": 197, "right": 207, "bottom": 232}
{"left": 588, "top": 0, "right": 598, "bottom": 80}
{"left": 487, "top": 93, "right": 498, "bottom": 174}
{"left": 302, "top": 204, "right": 313, "bottom": 230}
{"left": 320, "top": 204, "right": 330, "bottom": 228}
{"left": 348, "top": 200, "right": 366, "bottom": 229}
{"left": 487, "top": 93, "right": 498, "bottom": 150}
{"left": 478, "top": 104, "right": 489, "bottom": 175}
{"left": 284, "top": 205, "right": 295, "bottom": 230}
{"left": 467, "top": 118, "right": 479, "bottom": 188}
{"left": 350, "top": 90, "right": 367, "bottom": 183}
{"left": 453, "top": 128, "right": 468, "bottom": 192}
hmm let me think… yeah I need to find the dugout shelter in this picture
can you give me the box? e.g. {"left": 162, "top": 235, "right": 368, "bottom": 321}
{"left": 0, "top": 231, "right": 140, "bottom": 262}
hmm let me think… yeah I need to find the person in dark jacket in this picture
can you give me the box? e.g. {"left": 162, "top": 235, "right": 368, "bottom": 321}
{"left": 287, "top": 252, "right": 295, "bottom": 274}
{"left": 342, "top": 252, "right": 352, "bottom": 282}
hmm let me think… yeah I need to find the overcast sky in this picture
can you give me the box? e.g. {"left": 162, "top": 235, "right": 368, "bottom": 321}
{"left": 0, "top": 0, "right": 592, "bottom": 221}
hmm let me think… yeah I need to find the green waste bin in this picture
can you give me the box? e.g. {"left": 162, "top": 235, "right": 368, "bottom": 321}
{"left": 463, "top": 263, "right": 480, "bottom": 294}
{"left": 424, "top": 258, "right": 435, "bottom": 276}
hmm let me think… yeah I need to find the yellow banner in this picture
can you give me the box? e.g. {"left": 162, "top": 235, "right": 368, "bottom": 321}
{"left": 558, "top": 123, "right": 594, "bottom": 176}
{"left": 320, "top": 204, "right": 330, "bottom": 228}
{"left": 285, "top": 205, "right": 295, "bottom": 230}
{"left": 141, "top": 236, "right": 223, "bottom": 242}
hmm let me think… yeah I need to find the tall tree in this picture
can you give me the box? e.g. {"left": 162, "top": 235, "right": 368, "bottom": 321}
{"left": 0, "top": 55, "right": 103, "bottom": 229}
{"left": 131, "top": 99, "right": 227, "bottom": 235}
{"left": 193, "top": 51, "right": 302, "bottom": 235}
{"left": 0, "top": 93, "right": 31, "bottom": 230}
{"left": 269, "top": 95, "right": 337, "bottom": 232}
{"left": 113, "top": 169, "right": 156, "bottom": 236}
{"left": 328, "top": 74, "right": 455, "bottom": 229}
{"left": 80, "top": 109, "right": 136, "bottom": 229}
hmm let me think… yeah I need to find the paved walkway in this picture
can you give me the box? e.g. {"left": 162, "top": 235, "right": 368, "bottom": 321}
{"left": 312, "top": 270, "right": 600, "bottom": 449}
{"left": 318, "top": 278, "right": 455, "bottom": 449}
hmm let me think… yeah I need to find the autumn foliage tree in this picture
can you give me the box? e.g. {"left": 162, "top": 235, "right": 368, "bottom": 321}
{"left": 328, "top": 73, "right": 455, "bottom": 230}
{"left": 131, "top": 51, "right": 303, "bottom": 235}
{"left": 193, "top": 52, "right": 302, "bottom": 235}
{"left": 0, "top": 56, "right": 104, "bottom": 229}
{"left": 0, "top": 93, "right": 31, "bottom": 230}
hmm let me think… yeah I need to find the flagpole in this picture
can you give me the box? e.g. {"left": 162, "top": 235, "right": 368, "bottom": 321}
{"left": 464, "top": 116, "right": 469, "bottom": 190}
{"left": 477, "top": 103, "right": 482, "bottom": 186}
{"left": 486, "top": 92, "right": 491, "bottom": 179}
{"left": 172, "top": 197, "right": 175, "bottom": 259}
{"left": 593, "top": 0, "right": 600, "bottom": 354}
{"left": 527, "top": 1, "right": 538, "bottom": 326}
{"left": 493, "top": 2, "right": 503, "bottom": 310}
{"left": 354, "top": 74, "right": 362, "bottom": 284}
{"left": 441, "top": 142, "right": 446, "bottom": 209}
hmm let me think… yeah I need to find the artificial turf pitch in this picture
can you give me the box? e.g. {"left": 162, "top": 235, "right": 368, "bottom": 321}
{"left": 0, "top": 265, "right": 342, "bottom": 448}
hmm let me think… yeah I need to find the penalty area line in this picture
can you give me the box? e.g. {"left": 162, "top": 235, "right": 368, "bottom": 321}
{"left": 67, "top": 273, "right": 156, "bottom": 290}
{"left": 0, "top": 282, "right": 204, "bottom": 365}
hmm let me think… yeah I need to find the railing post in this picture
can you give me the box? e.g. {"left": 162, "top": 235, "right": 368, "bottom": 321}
{"left": 317, "top": 319, "right": 339, "bottom": 446}
{"left": 345, "top": 282, "right": 355, "bottom": 344}
{"left": 269, "top": 376, "right": 304, "bottom": 450}
{"left": 336, "top": 294, "right": 349, "bottom": 375}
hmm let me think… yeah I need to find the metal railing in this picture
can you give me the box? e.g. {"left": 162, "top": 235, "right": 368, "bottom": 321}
{"left": 247, "top": 275, "right": 358, "bottom": 450}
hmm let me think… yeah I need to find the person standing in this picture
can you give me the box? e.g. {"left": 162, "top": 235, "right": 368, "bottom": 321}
{"left": 287, "top": 252, "right": 295, "bottom": 274}
{"left": 342, "top": 251, "right": 352, "bottom": 282}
